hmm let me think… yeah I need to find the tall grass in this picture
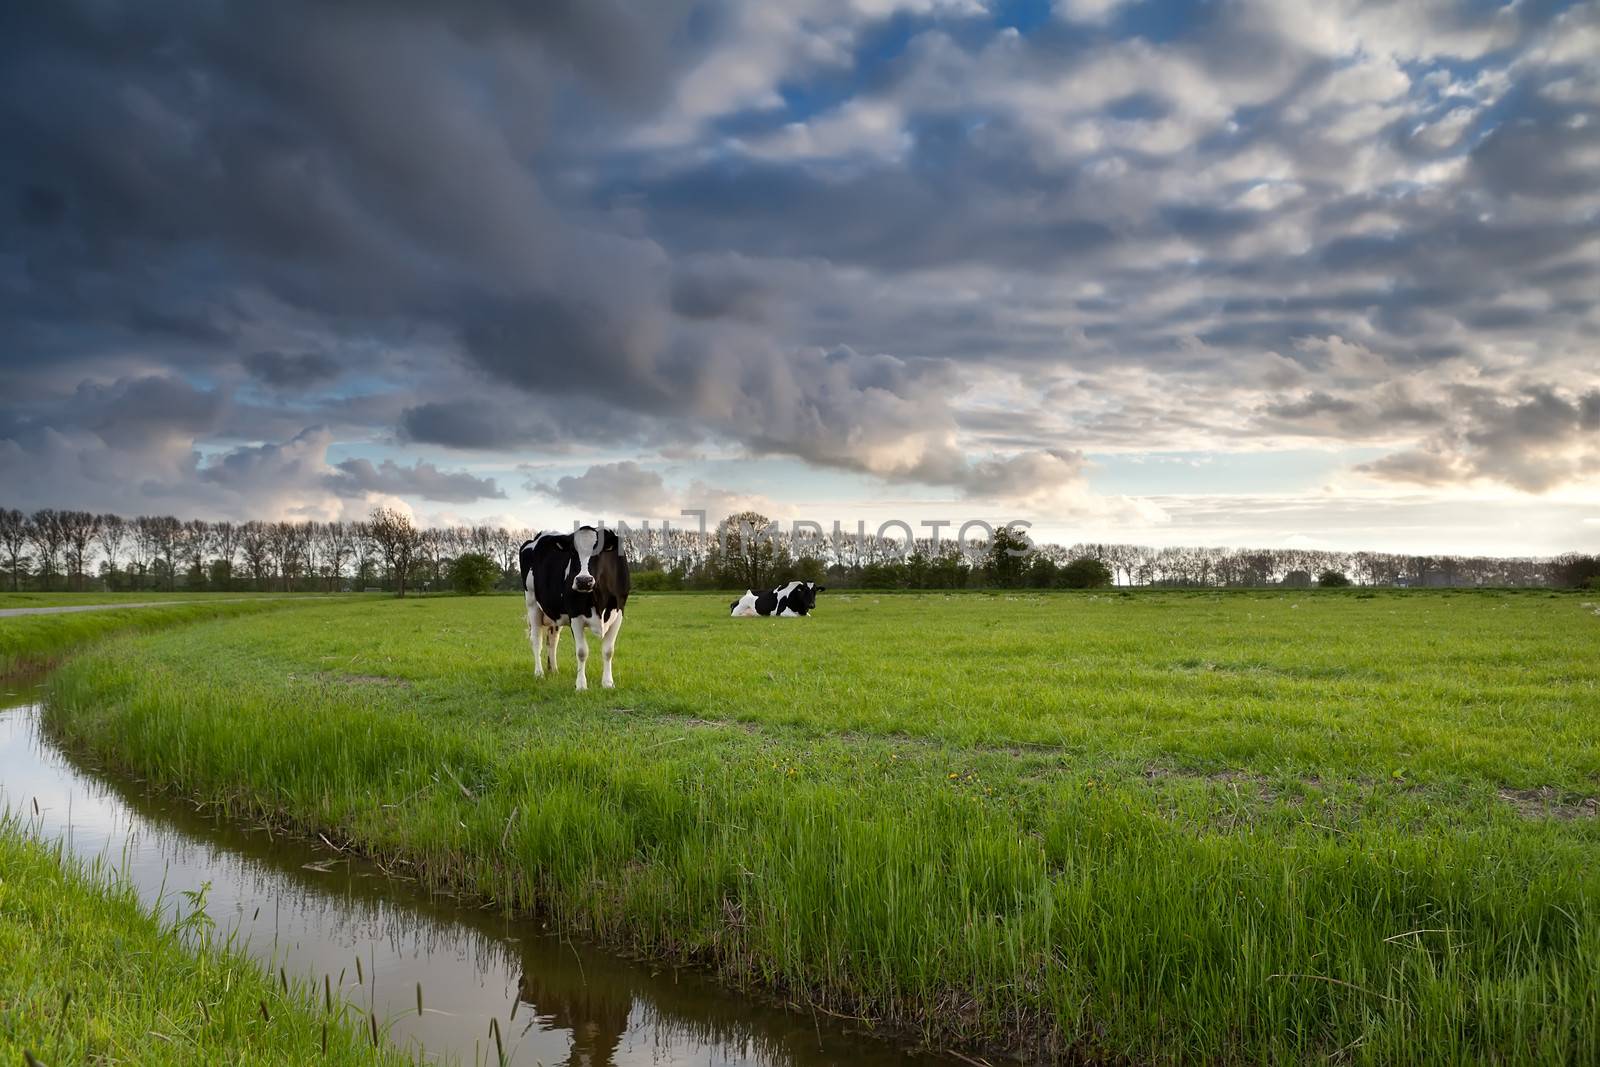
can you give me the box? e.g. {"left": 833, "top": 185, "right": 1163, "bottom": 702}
{"left": 43, "top": 592, "right": 1600, "bottom": 1063}
{"left": 0, "top": 591, "right": 312, "bottom": 610}
{"left": 0, "top": 598, "right": 333, "bottom": 675}
{"left": 0, "top": 816, "right": 411, "bottom": 1066}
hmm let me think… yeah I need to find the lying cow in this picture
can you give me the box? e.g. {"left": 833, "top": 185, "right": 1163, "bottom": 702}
{"left": 730, "top": 580, "right": 825, "bottom": 617}
{"left": 520, "top": 526, "right": 631, "bottom": 690}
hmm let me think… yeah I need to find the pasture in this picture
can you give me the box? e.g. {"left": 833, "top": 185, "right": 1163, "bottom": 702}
{"left": 39, "top": 590, "right": 1600, "bottom": 1064}
{"left": 0, "top": 591, "right": 302, "bottom": 610}
{"left": 0, "top": 596, "right": 346, "bottom": 676}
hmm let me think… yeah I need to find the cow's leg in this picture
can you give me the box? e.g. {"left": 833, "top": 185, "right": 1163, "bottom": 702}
{"left": 544, "top": 624, "right": 561, "bottom": 674}
{"left": 599, "top": 611, "right": 624, "bottom": 689}
{"left": 527, "top": 597, "right": 544, "bottom": 677}
{"left": 570, "top": 617, "right": 590, "bottom": 691}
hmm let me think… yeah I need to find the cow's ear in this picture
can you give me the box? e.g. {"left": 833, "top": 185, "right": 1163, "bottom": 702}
{"left": 815, "top": 585, "right": 826, "bottom": 593}
{"left": 602, "top": 529, "right": 620, "bottom": 553}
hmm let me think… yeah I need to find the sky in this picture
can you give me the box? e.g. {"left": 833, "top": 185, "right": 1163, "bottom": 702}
{"left": 1, "top": 0, "right": 1597, "bottom": 556}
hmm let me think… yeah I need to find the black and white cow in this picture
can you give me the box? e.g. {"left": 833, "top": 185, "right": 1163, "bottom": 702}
{"left": 519, "top": 527, "right": 631, "bottom": 690}
{"left": 729, "top": 581, "right": 825, "bottom": 617}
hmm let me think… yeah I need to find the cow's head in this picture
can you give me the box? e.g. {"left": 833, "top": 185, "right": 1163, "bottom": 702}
{"left": 787, "top": 581, "right": 826, "bottom": 614}
{"left": 567, "top": 525, "right": 619, "bottom": 593}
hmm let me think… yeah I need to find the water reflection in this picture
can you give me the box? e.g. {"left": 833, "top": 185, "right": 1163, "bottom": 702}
{"left": 0, "top": 704, "right": 956, "bottom": 1067}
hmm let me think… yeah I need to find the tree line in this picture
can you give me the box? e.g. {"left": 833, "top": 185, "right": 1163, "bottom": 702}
{"left": 2, "top": 506, "right": 1596, "bottom": 595}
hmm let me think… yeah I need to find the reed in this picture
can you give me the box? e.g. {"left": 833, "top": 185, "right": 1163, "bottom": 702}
{"left": 0, "top": 817, "right": 410, "bottom": 1066}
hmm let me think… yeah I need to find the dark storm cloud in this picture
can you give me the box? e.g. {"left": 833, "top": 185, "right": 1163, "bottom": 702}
{"left": 530, "top": 461, "right": 671, "bottom": 513}
{"left": 2, "top": 375, "right": 231, "bottom": 450}
{"left": 326, "top": 457, "right": 506, "bottom": 503}
{"left": 244, "top": 352, "right": 343, "bottom": 389}
{"left": 3, "top": 0, "right": 1599, "bottom": 518}
{"left": 399, "top": 402, "right": 563, "bottom": 452}
{"left": 669, "top": 265, "right": 771, "bottom": 322}
{"left": 618, "top": 151, "right": 1123, "bottom": 274}
{"left": 199, "top": 428, "right": 332, "bottom": 495}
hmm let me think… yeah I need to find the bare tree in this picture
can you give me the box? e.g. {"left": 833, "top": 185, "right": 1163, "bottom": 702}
{"left": 179, "top": 519, "right": 210, "bottom": 588}
{"left": 318, "top": 521, "right": 353, "bottom": 591}
{"left": 28, "top": 509, "right": 66, "bottom": 591}
{"left": 298, "top": 522, "right": 322, "bottom": 589}
{"left": 129, "top": 517, "right": 159, "bottom": 590}
{"left": 711, "top": 511, "right": 788, "bottom": 590}
{"left": 143, "top": 516, "right": 182, "bottom": 590}
{"left": 368, "top": 507, "right": 421, "bottom": 596}
{"left": 210, "top": 521, "right": 241, "bottom": 588}
{"left": 239, "top": 521, "right": 271, "bottom": 589}
{"left": 491, "top": 526, "right": 517, "bottom": 579}
{"left": 470, "top": 524, "right": 494, "bottom": 557}
{"left": 266, "top": 521, "right": 303, "bottom": 591}
{"left": 0, "top": 508, "right": 31, "bottom": 591}
{"left": 58, "top": 510, "right": 102, "bottom": 590}
{"left": 95, "top": 514, "right": 127, "bottom": 590}
{"left": 419, "top": 527, "right": 445, "bottom": 591}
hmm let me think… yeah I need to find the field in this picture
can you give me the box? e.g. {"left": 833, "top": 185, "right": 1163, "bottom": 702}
{"left": 0, "top": 597, "right": 342, "bottom": 676}
{"left": 0, "top": 591, "right": 310, "bottom": 610}
{"left": 0, "top": 818, "right": 408, "bottom": 1066}
{"left": 38, "top": 590, "right": 1600, "bottom": 1064}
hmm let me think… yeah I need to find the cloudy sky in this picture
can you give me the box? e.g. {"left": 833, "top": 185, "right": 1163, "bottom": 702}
{"left": 2, "top": 0, "right": 1597, "bottom": 554}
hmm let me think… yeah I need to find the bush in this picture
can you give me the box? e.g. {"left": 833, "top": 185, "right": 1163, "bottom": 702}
{"left": 1025, "top": 556, "right": 1059, "bottom": 588}
{"left": 1587, "top": 576, "right": 1600, "bottom": 592}
{"left": 448, "top": 553, "right": 500, "bottom": 595}
{"left": 1318, "top": 570, "right": 1352, "bottom": 588}
{"left": 631, "top": 569, "right": 676, "bottom": 592}
{"left": 1058, "top": 557, "right": 1112, "bottom": 589}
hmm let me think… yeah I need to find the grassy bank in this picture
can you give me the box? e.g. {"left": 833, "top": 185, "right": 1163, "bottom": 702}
{"left": 0, "top": 597, "right": 344, "bottom": 675}
{"left": 0, "top": 591, "right": 309, "bottom": 610}
{"left": 43, "top": 592, "right": 1600, "bottom": 1063}
{"left": 0, "top": 817, "right": 409, "bottom": 1066}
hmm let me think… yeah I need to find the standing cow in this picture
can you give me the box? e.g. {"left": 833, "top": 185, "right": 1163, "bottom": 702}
{"left": 729, "top": 581, "right": 825, "bottom": 617}
{"left": 520, "top": 527, "right": 631, "bottom": 690}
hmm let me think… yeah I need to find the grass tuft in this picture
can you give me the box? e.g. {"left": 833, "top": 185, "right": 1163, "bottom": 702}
{"left": 0, "top": 816, "right": 409, "bottom": 1066}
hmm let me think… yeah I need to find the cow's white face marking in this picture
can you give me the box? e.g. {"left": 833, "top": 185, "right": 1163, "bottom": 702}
{"left": 570, "top": 526, "right": 599, "bottom": 591}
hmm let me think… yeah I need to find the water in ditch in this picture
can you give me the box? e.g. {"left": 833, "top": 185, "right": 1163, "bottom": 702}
{"left": 0, "top": 701, "right": 966, "bottom": 1066}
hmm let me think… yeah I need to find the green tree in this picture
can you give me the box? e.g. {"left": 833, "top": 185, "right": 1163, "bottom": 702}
{"left": 986, "top": 526, "right": 1030, "bottom": 587}
{"left": 1318, "top": 569, "right": 1352, "bottom": 587}
{"left": 449, "top": 552, "right": 499, "bottom": 595}
{"left": 1059, "top": 556, "right": 1113, "bottom": 589}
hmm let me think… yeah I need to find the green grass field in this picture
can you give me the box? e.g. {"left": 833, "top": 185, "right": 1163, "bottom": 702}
{"left": 0, "top": 591, "right": 303, "bottom": 610}
{"left": 40, "top": 590, "right": 1600, "bottom": 1064}
{"left": 0, "top": 818, "right": 408, "bottom": 1066}
{"left": 0, "top": 596, "right": 350, "bottom": 675}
